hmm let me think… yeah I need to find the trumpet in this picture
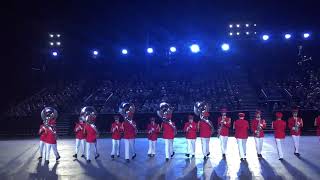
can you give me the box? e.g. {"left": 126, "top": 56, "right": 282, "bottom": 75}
{"left": 255, "top": 118, "right": 262, "bottom": 137}
{"left": 217, "top": 117, "right": 226, "bottom": 137}
{"left": 293, "top": 118, "right": 300, "bottom": 133}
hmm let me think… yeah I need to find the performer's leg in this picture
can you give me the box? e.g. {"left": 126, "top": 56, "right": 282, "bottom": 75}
{"left": 292, "top": 135, "right": 298, "bottom": 153}
{"left": 152, "top": 140, "right": 156, "bottom": 155}
{"left": 130, "top": 139, "right": 136, "bottom": 158}
{"left": 237, "top": 139, "right": 244, "bottom": 159}
{"left": 295, "top": 136, "right": 300, "bottom": 153}
{"left": 148, "top": 140, "right": 152, "bottom": 155}
{"left": 94, "top": 142, "right": 99, "bottom": 157}
{"left": 45, "top": 143, "right": 52, "bottom": 161}
{"left": 276, "top": 139, "right": 283, "bottom": 159}
{"left": 124, "top": 139, "right": 130, "bottom": 160}
{"left": 219, "top": 136, "right": 224, "bottom": 154}
{"left": 191, "top": 139, "right": 195, "bottom": 155}
{"left": 206, "top": 138, "right": 210, "bottom": 155}
{"left": 39, "top": 141, "right": 45, "bottom": 158}
{"left": 86, "top": 142, "right": 91, "bottom": 161}
{"left": 259, "top": 138, "right": 264, "bottom": 154}
{"left": 243, "top": 139, "right": 247, "bottom": 156}
{"left": 169, "top": 139, "right": 174, "bottom": 157}
{"left": 201, "top": 138, "right": 206, "bottom": 156}
{"left": 75, "top": 139, "right": 80, "bottom": 155}
{"left": 116, "top": 140, "right": 120, "bottom": 156}
{"left": 165, "top": 139, "right": 170, "bottom": 159}
{"left": 187, "top": 139, "right": 191, "bottom": 155}
{"left": 111, "top": 139, "right": 116, "bottom": 155}
{"left": 223, "top": 136, "right": 228, "bottom": 154}
{"left": 254, "top": 137, "right": 259, "bottom": 154}
{"left": 52, "top": 144, "right": 60, "bottom": 158}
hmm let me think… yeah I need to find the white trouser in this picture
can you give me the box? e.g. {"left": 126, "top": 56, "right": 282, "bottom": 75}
{"left": 186, "top": 139, "right": 196, "bottom": 155}
{"left": 219, "top": 136, "right": 228, "bottom": 154}
{"left": 164, "top": 139, "right": 174, "bottom": 159}
{"left": 45, "top": 143, "right": 59, "bottom": 160}
{"left": 254, "top": 137, "right": 264, "bottom": 154}
{"left": 292, "top": 135, "right": 300, "bottom": 153}
{"left": 86, "top": 142, "right": 98, "bottom": 160}
{"left": 148, "top": 140, "right": 156, "bottom": 155}
{"left": 124, "top": 139, "right": 135, "bottom": 159}
{"left": 237, "top": 139, "right": 247, "bottom": 158}
{"left": 75, "top": 139, "right": 85, "bottom": 155}
{"left": 39, "top": 140, "right": 45, "bottom": 157}
{"left": 275, "top": 138, "right": 284, "bottom": 158}
{"left": 201, "top": 138, "right": 210, "bottom": 156}
{"left": 111, "top": 139, "right": 120, "bottom": 156}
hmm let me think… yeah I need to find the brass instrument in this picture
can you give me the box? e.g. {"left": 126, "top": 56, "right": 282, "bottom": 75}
{"left": 255, "top": 118, "right": 262, "bottom": 137}
{"left": 293, "top": 118, "right": 300, "bottom": 133}
{"left": 194, "top": 101, "right": 213, "bottom": 133}
{"left": 157, "top": 102, "right": 176, "bottom": 135}
{"left": 217, "top": 116, "right": 227, "bottom": 137}
{"left": 119, "top": 102, "right": 137, "bottom": 133}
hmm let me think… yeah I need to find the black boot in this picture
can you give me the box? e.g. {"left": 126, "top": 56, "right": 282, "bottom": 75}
{"left": 132, "top": 153, "right": 137, "bottom": 159}
{"left": 45, "top": 160, "right": 49, "bottom": 164}
{"left": 95, "top": 153, "right": 100, "bottom": 159}
{"left": 185, "top": 154, "right": 190, "bottom": 158}
{"left": 126, "top": 159, "right": 130, "bottom": 163}
{"left": 87, "top": 160, "right": 91, "bottom": 163}
{"left": 111, "top": 155, "right": 115, "bottom": 160}
{"left": 81, "top": 154, "right": 85, "bottom": 158}
{"left": 171, "top": 152, "right": 175, "bottom": 158}
{"left": 166, "top": 158, "right": 169, "bottom": 162}
{"left": 73, "top": 154, "right": 77, "bottom": 159}
{"left": 38, "top": 156, "right": 42, "bottom": 160}
{"left": 56, "top": 156, "right": 61, "bottom": 161}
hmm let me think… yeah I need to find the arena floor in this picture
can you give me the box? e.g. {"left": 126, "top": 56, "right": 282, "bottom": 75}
{"left": 0, "top": 135, "right": 319, "bottom": 180}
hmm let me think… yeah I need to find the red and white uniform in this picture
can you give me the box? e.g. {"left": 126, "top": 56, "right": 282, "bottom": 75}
{"left": 315, "top": 116, "right": 320, "bottom": 136}
{"left": 38, "top": 124, "right": 46, "bottom": 158}
{"left": 162, "top": 121, "right": 176, "bottom": 159}
{"left": 198, "top": 120, "right": 212, "bottom": 156}
{"left": 84, "top": 123, "right": 99, "bottom": 160}
{"left": 217, "top": 116, "right": 231, "bottom": 154}
{"left": 184, "top": 121, "right": 197, "bottom": 155}
{"left": 147, "top": 122, "right": 160, "bottom": 155}
{"left": 74, "top": 122, "right": 85, "bottom": 156}
{"left": 273, "top": 112, "right": 286, "bottom": 159}
{"left": 251, "top": 118, "right": 266, "bottom": 155}
{"left": 121, "top": 120, "right": 137, "bottom": 160}
{"left": 43, "top": 123, "right": 60, "bottom": 161}
{"left": 234, "top": 118, "right": 249, "bottom": 159}
{"left": 111, "top": 122, "right": 122, "bottom": 156}
{"left": 288, "top": 117, "right": 303, "bottom": 153}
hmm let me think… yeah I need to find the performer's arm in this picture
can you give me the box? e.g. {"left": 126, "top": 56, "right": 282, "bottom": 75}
{"left": 262, "top": 119, "right": 267, "bottom": 129}
{"left": 224, "top": 118, "right": 231, "bottom": 128}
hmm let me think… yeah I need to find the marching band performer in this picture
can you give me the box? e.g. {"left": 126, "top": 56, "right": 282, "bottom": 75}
{"left": 38, "top": 119, "right": 47, "bottom": 160}
{"left": 251, "top": 110, "right": 266, "bottom": 158}
{"left": 158, "top": 102, "right": 176, "bottom": 161}
{"left": 41, "top": 107, "right": 60, "bottom": 164}
{"left": 119, "top": 103, "right": 137, "bottom": 163}
{"left": 194, "top": 102, "right": 213, "bottom": 160}
{"left": 217, "top": 108, "right": 231, "bottom": 158}
{"left": 234, "top": 112, "right": 249, "bottom": 161}
{"left": 147, "top": 117, "right": 160, "bottom": 157}
{"left": 111, "top": 115, "right": 121, "bottom": 160}
{"left": 272, "top": 112, "right": 286, "bottom": 160}
{"left": 73, "top": 116, "right": 86, "bottom": 159}
{"left": 315, "top": 114, "right": 320, "bottom": 141}
{"left": 183, "top": 115, "right": 197, "bottom": 158}
{"left": 82, "top": 106, "right": 100, "bottom": 163}
{"left": 288, "top": 108, "right": 303, "bottom": 157}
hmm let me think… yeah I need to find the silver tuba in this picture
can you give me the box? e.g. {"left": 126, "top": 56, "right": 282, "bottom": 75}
{"left": 80, "top": 106, "right": 97, "bottom": 124}
{"left": 119, "top": 102, "right": 137, "bottom": 132}
{"left": 157, "top": 102, "right": 173, "bottom": 122}
{"left": 41, "top": 107, "right": 58, "bottom": 125}
{"left": 194, "top": 101, "right": 213, "bottom": 131}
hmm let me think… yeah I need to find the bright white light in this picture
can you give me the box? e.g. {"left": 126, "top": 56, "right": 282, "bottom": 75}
{"left": 236, "top": 32, "right": 240, "bottom": 35}
{"left": 49, "top": 34, "right": 54, "bottom": 38}
{"left": 221, "top": 43, "right": 230, "bottom": 51}
{"left": 303, "top": 33, "right": 310, "bottom": 38}
{"left": 229, "top": 32, "right": 233, "bottom": 36}
{"left": 246, "top": 32, "right": 250, "bottom": 35}
{"left": 122, "top": 49, "right": 128, "bottom": 55}
{"left": 170, "top": 47, "right": 176, "bottom": 53}
{"left": 190, "top": 44, "right": 200, "bottom": 53}
{"left": 262, "top": 35, "right": 269, "bottom": 40}
{"left": 147, "top": 48, "right": 153, "bottom": 54}
{"left": 57, "top": 34, "right": 60, "bottom": 37}
{"left": 229, "top": 24, "right": 233, "bottom": 28}
{"left": 285, "top": 34, "right": 291, "bottom": 39}
{"left": 49, "top": 42, "right": 54, "bottom": 46}
{"left": 236, "top": 24, "right": 240, "bottom": 28}
{"left": 254, "top": 32, "right": 257, "bottom": 34}
{"left": 246, "top": 24, "right": 249, "bottom": 27}
{"left": 254, "top": 24, "right": 257, "bottom": 26}
{"left": 93, "top": 50, "right": 98, "bottom": 55}
{"left": 56, "top": 42, "right": 61, "bottom": 46}
{"left": 52, "top": 51, "right": 58, "bottom": 56}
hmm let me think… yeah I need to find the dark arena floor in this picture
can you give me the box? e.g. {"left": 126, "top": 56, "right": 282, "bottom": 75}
{"left": 0, "top": 135, "right": 319, "bottom": 180}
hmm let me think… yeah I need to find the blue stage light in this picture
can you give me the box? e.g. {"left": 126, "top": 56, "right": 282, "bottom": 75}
{"left": 93, "top": 50, "right": 98, "bottom": 55}
{"left": 147, "top": 48, "right": 153, "bottom": 54}
{"left": 190, "top": 44, "right": 200, "bottom": 53}
{"left": 52, "top": 51, "right": 58, "bottom": 56}
{"left": 285, "top": 34, "right": 291, "bottom": 39}
{"left": 303, "top": 33, "right": 310, "bottom": 38}
{"left": 221, "top": 43, "right": 230, "bottom": 51}
{"left": 262, "top": 35, "right": 269, "bottom": 41}
{"left": 122, "top": 49, "right": 128, "bottom": 55}
{"left": 170, "top": 47, "right": 176, "bottom": 53}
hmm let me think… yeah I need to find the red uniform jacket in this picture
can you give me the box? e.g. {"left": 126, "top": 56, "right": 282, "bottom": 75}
{"left": 122, "top": 120, "right": 137, "bottom": 139}
{"left": 84, "top": 124, "right": 98, "bottom": 143}
{"left": 147, "top": 123, "right": 160, "bottom": 141}
{"left": 273, "top": 120, "right": 286, "bottom": 139}
{"left": 251, "top": 119, "right": 266, "bottom": 138}
{"left": 217, "top": 117, "right": 231, "bottom": 136}
{"left": 44, "top": 126, "right": 57, "bottom": 144}
{"left": 288, "top": 117, "right": 303, "bottom": 136}
{"left": 111, "top": 122, "right": 122, "bottom": 140}
{"left": 184, "top": 122, "right": 197, "bottom": 139}
{"left": 198, "top": 120, "right": 212, "bottom": 138}
{"left": 316, "top": 117, "right": 320, "bottom": 136}
{"left": 74, "top": 122, "right": 85, "bottom": 139}
{"left": 162, "top": 121, "right": 175, "bottom": 139}
{"left": 39, "top": 124, "right": 47, "bottom": 141}
{"left": 234, "top": 119, "right": 249, "bottom": 139}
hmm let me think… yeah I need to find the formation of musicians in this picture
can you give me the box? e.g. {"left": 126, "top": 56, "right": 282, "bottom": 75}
{"left": 38, "top": 101, "right": 320, "bottom": 164}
